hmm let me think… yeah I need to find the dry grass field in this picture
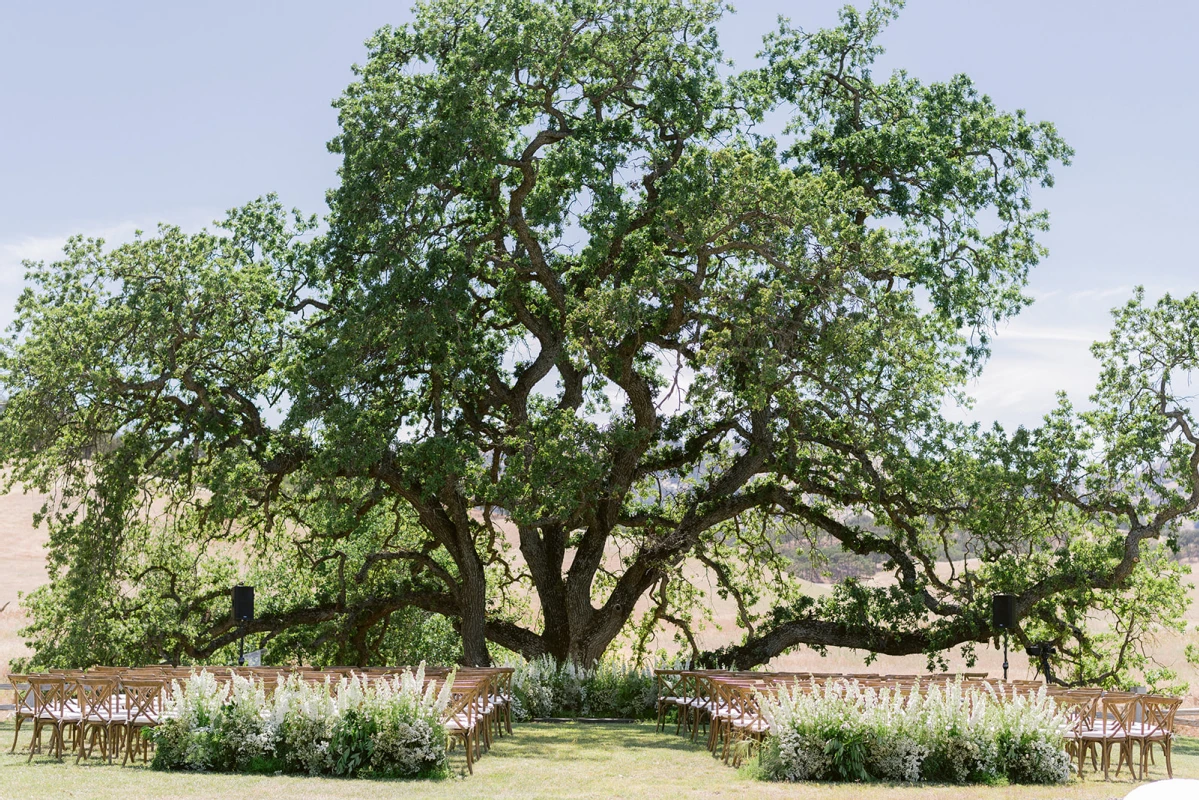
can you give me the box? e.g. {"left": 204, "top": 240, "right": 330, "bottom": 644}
{"left": 0, "top": 487, "right": 49, "bottom": 672}
{"left": 2, "top": 720, "right": 1197, "bottom": 800}
{"left": 3, "top": 488, "right": 1199, "bottom": 796}
{"left": 1, "top": 486, "right": 1197, "bottom": 704}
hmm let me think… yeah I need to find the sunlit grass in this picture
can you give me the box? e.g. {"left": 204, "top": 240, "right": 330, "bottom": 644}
{"left": 2, "top": 719, "right": 1197, "bottom": 800}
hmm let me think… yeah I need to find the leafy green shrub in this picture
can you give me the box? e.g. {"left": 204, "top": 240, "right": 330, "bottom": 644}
{"left": 506, "top": 656, "right": 657, "bottom": 720}
{"left": 759, "top": 679, "right": 1071, "bottom": 785}
{"left": 151, "top": 666, "right": 450, "bottom": 779}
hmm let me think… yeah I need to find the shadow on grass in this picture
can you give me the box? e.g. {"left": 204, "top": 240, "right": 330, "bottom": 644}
{"left": 497, "top": 723, "right": 708, "bottom": 753}
{"left": 1172, "top": 736, "right": 1199, "bottom": 757}
{"left": 501, "top": 722, "right": 731, "bottom": 760}
{"left": 2, "top": 717, "right": 464, "bottom": 784}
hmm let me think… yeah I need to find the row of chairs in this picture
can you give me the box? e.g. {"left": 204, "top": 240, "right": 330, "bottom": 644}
{"left": 8, "top": 671, "right": 169, "bottom": 765}
{"left": 657, "top": 671, "right": 1005, "bottom": 765}
{"left": 6, "top": 665, "right": 515, "bottom": 774}
{"left": 443, "top": 668, "right": 514, "bottom": 773}
{"left": 653, "top": 669, "right": 1184, "bottom": 782}
{"left": 1052, "top": 689, "right": 1183, "bottom": 780}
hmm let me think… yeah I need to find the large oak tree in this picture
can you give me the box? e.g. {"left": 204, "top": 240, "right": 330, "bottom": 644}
{"left": 3, "top": 0, "right": 1195, "bottom": 684}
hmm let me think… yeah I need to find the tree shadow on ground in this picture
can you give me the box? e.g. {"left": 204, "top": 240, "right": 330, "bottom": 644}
{"left": 497, "top": 723, "right": 727, "bottom": 758}
{"left": 1172, "top": 736, "right": 1199, "bottom": 757}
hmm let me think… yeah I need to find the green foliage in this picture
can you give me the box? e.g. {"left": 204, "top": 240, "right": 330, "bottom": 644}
{"left": 506, "top": 656, "right": 658, "bottom": 719}
{"left": 824, "top": 728, "right": 870, "bottom": 782}
{"left": 329, "top": 709, "right": 376, "bottom": 776}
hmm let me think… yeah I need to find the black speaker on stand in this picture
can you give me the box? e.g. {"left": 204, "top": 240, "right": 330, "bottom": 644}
{"left": 232, "top": 585, "right": 255, "bottom": 666}
{"left": 991, "top": 593, "right": 1016, "bottom": 681}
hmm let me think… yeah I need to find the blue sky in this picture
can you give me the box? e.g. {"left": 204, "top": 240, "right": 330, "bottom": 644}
{"left": 1, "top": 0, "right": 1195, "bottom": 431}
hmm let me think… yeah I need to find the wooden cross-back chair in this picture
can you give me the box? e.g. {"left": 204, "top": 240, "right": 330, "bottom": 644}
{"left": 724, "top": 684, "right": 768, "bottom": 767}
{"left": 5, "top": 674, "right": 34, "bottom": 754}
{"left": 1076, "top": 694, "right": 1138, "bottom": 781}
{"left": 443, "top": 679, "right": 481, "bottom": 774}
{"left": 1135, "top": 695, "right": 1182, "bottom": 780}
{"left": 654, "top": 669, "right": 685, "bottom": 732}
{"left": 705, "top": 679, "right": 761, "bottom": 761}
{"left": 75, "top": 677, "right": 118, "bottom": 763}
{"left": 27, "top": 675, "right": 77, "bottom": 761}
{"left": 1056, "top": 693, "right": 1099, "bottom": 776}
{"left": 456, "top": 672, "right": 496, "bottom": 752}
{"left": 488, "top": 668, "right": 513, "bottom": 736}
{"left": 119, "top": 679, "right": 166, "bottom": 766}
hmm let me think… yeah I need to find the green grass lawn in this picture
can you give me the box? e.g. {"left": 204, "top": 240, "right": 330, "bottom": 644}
{"left": 1, "top": 719, "right": 1195, "bottom": 800}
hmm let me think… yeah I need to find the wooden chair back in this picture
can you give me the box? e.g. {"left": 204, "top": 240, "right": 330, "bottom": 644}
{"left": 1101, "top": 695, "right": 1139, "bottom": 736}
{"left": 6, "top": 674, "right": 32, "bottom": 715}
{"left": 121, "top": 679, "right": 165, "bottom": 726}
{"left": 1140, "top": 695, "right": 1182, "bottom": 738}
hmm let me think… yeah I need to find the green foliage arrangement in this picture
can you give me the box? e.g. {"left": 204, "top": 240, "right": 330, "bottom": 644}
{"left": 150, "top": 667, "right": 452, "bottom": 779}
{"left": 506, "top": 656, "right": 658, "bottom": 720}
{"left": 757, "top": 679, "right": 1071, "bottom": 785}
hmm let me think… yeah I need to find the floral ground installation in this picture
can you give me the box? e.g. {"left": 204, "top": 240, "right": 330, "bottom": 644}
{"left": 151, "top": 665, "right": 452, "bottom": 778}
{"left": 505, "top": 656, "right": 661, "bottom": 720}
{"left": 757, "top": 678, "right": 1072, "bottom": 784}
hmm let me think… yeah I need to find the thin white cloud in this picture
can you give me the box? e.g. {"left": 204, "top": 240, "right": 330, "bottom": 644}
{"left": 993, "top": 326, "right": 1103, "bottom": 344}
{"left": 953, "top": 318, "right": 1105, "bottom": 429}
{"left": 0, "top": 214, "right": 220, "bottom": 330}
{"left": 0, "top": 222, "right": 143, "bottom": 283}
{"left": 1065, "top": 285, "right": 1134, "bottom": 303}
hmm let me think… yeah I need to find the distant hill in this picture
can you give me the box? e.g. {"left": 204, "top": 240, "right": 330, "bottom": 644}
{"left": 1, "top": 488, "right": 1196, "bottom": 704}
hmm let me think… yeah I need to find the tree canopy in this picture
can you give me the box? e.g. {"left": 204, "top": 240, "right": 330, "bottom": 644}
{"left": 2, "top": 0, "right": 1195, "bottom": 686}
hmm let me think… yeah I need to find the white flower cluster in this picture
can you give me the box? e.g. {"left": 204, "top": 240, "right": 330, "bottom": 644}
{"left": 758, "top": 678, "right": 1071, "bottom": 785}
{"left": 869, "top": 736, "right": 929, "bottom": 783}
{"left": 770, "top": 729, "right": 834, "bottom": 780}
{"left": 153, "top": 663, "right": 453, "bottom": 778}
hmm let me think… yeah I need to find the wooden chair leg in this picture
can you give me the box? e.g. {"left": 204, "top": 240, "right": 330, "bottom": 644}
{"left": 9, "top": 717, "right": 24, "bottom": 753}
{"left": 675, "top": 704, "right": 685, "bottom": 736}
{"left": 26, "top": 720, "right": 41, "bottom": 762}
{"left": 1113, "top": 740, "right": 1133, "bottom": 779}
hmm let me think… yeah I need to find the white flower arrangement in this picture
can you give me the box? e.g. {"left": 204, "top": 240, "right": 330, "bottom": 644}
{"left": 151, "top": 663, "right": 452, "bottom": 778}
{"left": 758, "top": 678, "right": 1071, "bottom": 785}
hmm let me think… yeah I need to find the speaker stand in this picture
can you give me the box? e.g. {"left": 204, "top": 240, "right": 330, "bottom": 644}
{"left": 1002, "top": 631, "right": 1008, "bottom": 682}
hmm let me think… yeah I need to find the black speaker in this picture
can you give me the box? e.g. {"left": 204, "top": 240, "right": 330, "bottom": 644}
{"left": 992, "top": 593, "right": 1016, "bottom": 630}
{"left": 232, "top": 585, "right": 255, "bottom": 622}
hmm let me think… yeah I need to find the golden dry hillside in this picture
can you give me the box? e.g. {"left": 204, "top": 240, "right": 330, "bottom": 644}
{"left": 1, "top": 487, "right": 1196, "bottom": 702}
{"left": 0, "top": 487, "right": 50, "bottom": 670}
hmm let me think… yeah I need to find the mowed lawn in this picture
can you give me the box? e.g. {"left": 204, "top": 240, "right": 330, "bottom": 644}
{"left": 1, "top": 719, "right": 1197, "bottom": 800}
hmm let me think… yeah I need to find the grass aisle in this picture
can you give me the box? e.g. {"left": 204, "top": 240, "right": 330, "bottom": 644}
{"left": 2, "top": 719, "right": 1197, "bottom": 800}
